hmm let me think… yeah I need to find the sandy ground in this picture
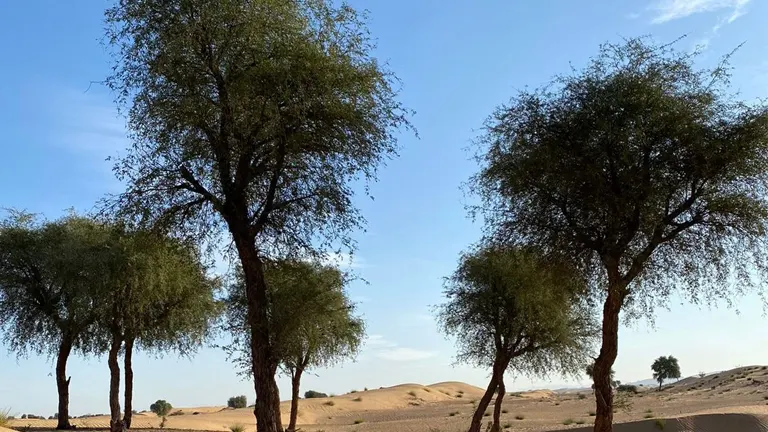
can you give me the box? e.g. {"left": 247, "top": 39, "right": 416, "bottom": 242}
{"left": 9, "top": 366, "right": 768, "bottom": 431}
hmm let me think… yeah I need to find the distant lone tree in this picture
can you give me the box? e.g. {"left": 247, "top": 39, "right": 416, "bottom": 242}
{"left": 303, "top": 391, "right": 328, "bottom": 399}
{"left": 471, "top": 37, "right": 768, "bottom": 432}
{"left": 149, "top": 400, "right": 172, "bottom": 417}
{"left": 651, "top": 356, "right": 681, "bottom": 391}
{"left": 436, "top": 245, "right": 597, "bottom": 432}
{"left": 228, "top": 396, "right": 247, "bottom": 409}
{"left": 224, "top": 260, "right": 364, "bottom": 432}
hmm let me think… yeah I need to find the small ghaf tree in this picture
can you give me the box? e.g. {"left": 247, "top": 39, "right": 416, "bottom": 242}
{"left": 104, "top": 1, "right": 410, "bottom": 431}
{"left": 471, "top": 37, "right": 768, "bottom": 432}
{"left": 651, "top": 356, "right": 681, "bottom": 391}
{"left": 224, "top": 260, "right": 365, "bottom": 432}
{"left": 436, "top": 245, "right": 597, "bottom": 432}
{"left": 91, "top": 227, "right": 220, "bottom": 432}
{"left": 0, "top": 212, "right": 112, "bottom": 430}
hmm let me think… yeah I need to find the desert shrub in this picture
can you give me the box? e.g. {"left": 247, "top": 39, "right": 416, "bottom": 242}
{"left": 20, "top": 415, "right": 27, "bottom": 420}
{"left": 227, "top": 395, "right": 247, "bottom": 409}
{"left": 150, "top": 400, "right": 173, "bottom": 417}
{"left": 192, "top": 412, "right": 201, "bottom": 415}
{"left": 644, "top": 414, "right": 654, "bottom": 419}
{"left": 483, "top": 411, "right": 490, "bottom": 417}
{"left": 0, "top": 408, "right": 13, "bottom": 428}
{"left": 501, "top": 409, "right": 508, "bottom": 414}
{"left": 352, "top": 397, "right": 362, "bottom": 402}
{"left": 617, "top": 384, "right": 638, "bottom": 393}
{"left": 304, "top": 390, "right": 328, "bottom": 399}
{"left": 577, "top": 393, "right": 586, "bottom": 400}
{"left": 654, "top": 419, "right": 666, "bottom": 430}
{"left": 503, "top": 423, "right": 511, "bottom": 429}
{"left": 562, "top": 418, "right": 574, "bottom": 425}
{"left": 169, "top": 411, "right": 184, "bottom": 416}
{"left": 449, "top": 411, "right": 459, "bottom": 417}
{"left": 353, "top": 419, "right": 363, "bottom": 424}
{"left": 349, "top": 389, "right": 358, "bottom": 394}
{"left": 407, "top": 390, "right": 417, "bottom": 397}
{"left": 515, "top": 415, "right": 524, "bottom": 420}
{"left": 229, "top": 424, "right": 245, "bottom": 432}
{"left": 364, "top": 387, "right": 368, "bottom": 391}
{"left": 576, "top": 420, "right": 585, "bottom": 424}
{"left": 323, "top": 401, "right": 335, "bottom": 406}
{"left": 588, "top": 411, "right": 596, "bottom": 416}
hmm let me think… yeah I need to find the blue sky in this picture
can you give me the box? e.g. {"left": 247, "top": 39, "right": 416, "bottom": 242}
{"left": 1, "top": 0, "right": 768, "bottom": 416}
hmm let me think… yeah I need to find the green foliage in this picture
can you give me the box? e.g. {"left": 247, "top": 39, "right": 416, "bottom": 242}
{"left": 652, "top": 356, "right": 682, "bottom": 389}
{"left": 104, "top": 0, "right": 411, "bottom": 255}
{"left": 436, "top": 245, "right": 597, "bottom": 376}
{"left": 224, "top": 260, "right": 365, "bottom": 379}
{"left": 472, "top": 36, "right": 768, "bottom": 314}
{"left": 0, "top": 212, "right": 110, "bottom": 357}
{"left": 229, "top": 424, "right": 245, "bottom": 432}
{"left": 150, "top": 400, "right": 172, "bottom": 417}
{"left": 305, "top": 390, "right": 328, "bottom": 399}
{"left": 562, "top": 418, "right": 574, "bottom": 425}
{"left": 227, "top": 396, "right": 247, "bottom": 409}
{"left": 617, "top": 384, "right": 638, "bottom": 394}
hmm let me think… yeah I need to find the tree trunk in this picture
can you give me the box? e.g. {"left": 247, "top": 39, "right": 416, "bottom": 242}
{"left": 491, "top": 374, "right": 506, "bottom": 432}
{"left": 123, "top": 337, "right": 135, "bottom": 429}
{"left": 593, "top": 286, "right": 624, "bottom": 432}
{"left": 658, "top": 380, "right": 662, "bottom": 391}
{"left": 108, "top": 333, "right": 124, "bottom": 432}
{"left": 235, "top": 236, "right": 283, "bottom": 432}
{"left": 468, "top": 359, "right": 506, "bottom": 432}
{"left": 55, "top": 334, "right": 74, "bottom": 430}
{"left": 286, "top": 367, "right": 303, "bottom": 432}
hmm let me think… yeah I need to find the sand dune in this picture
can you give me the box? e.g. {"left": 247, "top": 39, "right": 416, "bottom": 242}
{"left": 8, "top": 366, "right": 768, "bottom": 431}
{"left": 550, "top": 413, "right": 768, "bottom": 431}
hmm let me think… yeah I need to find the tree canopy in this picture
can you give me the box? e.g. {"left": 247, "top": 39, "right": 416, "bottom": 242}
{"left": 471, "top": 36, "right": 768, "bottom": 431}
{"left": 436, "top": 245, "right": 597, "bottom": 432}
{"left": 149, "top": 400, "right": 172, "bottom": 417}
{"left": 651, "top": 355, "right": 681, "bottom": 390}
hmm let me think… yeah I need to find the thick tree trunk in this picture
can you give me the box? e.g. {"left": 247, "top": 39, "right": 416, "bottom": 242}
{"left": 235, "top": 236, "right": 283, "bottom": 432}
{"left": 55, "top": 334, "right": 74, "bottom": 430}
{"left": 123, "top": 337, "right": 135, "bottom": 429}
{"left": 286, "top": 367, "right": 303, "bottom": 432}
{"left": 491, "top": 375, "right": 506, "bottom": 432}
{"left": 108, "top": 333, "right": 124, "bottom": 432}
{"left": 593, "top": 287, "right": 624, "bottom": 432}
{"left": 468, "top": 360, "right": 505, "bottom": 432}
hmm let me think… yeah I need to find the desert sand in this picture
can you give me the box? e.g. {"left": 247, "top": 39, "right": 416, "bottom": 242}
{"left": 8, "top": 366, "right": 768, "bottom": 431}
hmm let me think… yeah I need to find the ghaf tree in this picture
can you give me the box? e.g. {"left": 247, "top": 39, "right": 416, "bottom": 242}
{"left": 472, "top": 38, "right": 768, "bottom": 432}
{"left": 651, "top": 355, "right": 681, "bottom": 391}
{"left": 224, "top": 260, "right": 364, "bottom": 432}
{"left": 0, "top": 213, "right": 111, "bottom": 430}
{"left": 436, "top": 245, "right": 596, "bottom": 432}
{"left": 104, "top": 1, "right": 410, "bottom": 431}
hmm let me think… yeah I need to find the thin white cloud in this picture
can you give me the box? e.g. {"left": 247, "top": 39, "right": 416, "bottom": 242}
{"left": 375, "top": 347, "right": 436, "bottom": 362}
{"left": 365, "top": 335, "right": 397, "bottom": 348}
{"left": 649, "top": 0, "right": 751, "bottom": 24}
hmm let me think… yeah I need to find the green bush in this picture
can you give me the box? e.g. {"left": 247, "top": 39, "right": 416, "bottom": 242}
{"left": 150, "top": 400, "right": 173, "bottom": 417}
{"left": 304, "top": 390, "right": 328, "bottom": 399}
{"left": 229, "top": 424, "right": 245, "bottom": 432}
{"left": 562, "top": 418, "right": 575, "bottom": 425}
{"left": 617, "top": 384, "right": 638, "bottom": 393}
{"left": 227, "top": 395, "right": 247, "bottom": 409}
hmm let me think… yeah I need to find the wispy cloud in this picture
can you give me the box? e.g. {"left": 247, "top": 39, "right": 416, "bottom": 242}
{"left": 375, "top": 347, "right": 436, "bottom": 362}
{"left": 649, "top": 0, "right": 751, "bottom": 24}
{"left": 365, "top": 335, "right": 436, "bottom": 362}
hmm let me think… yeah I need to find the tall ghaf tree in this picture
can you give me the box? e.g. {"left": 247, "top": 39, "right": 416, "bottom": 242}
{"left": 103, "top": 1, "right": 410, "bottom": 431}
{"left": 436, "top": 245, "right": 597, "bottom": 432}
{"left": 223, "top": 260, "right": 365, "bottom": 432}
{"left": 471, "top": 37, "right": 768, "bottom": 432}
{"left": 0, "top": 213, "right": 113, "bottom": 429}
